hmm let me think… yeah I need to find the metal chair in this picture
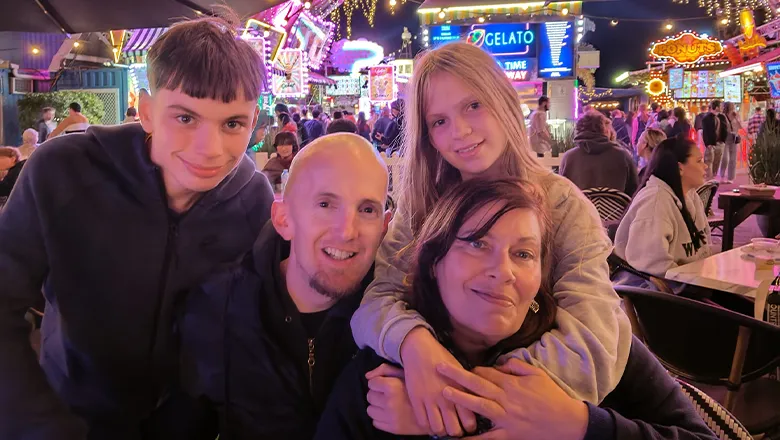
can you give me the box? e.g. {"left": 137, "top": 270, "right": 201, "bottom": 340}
{"left": 696, "top": 180, "right": 724, "bottom": 236}
{"left": 615, "top": 286, "right": 780, "bottom": 437}
{"left": 676, "top": 378, "right": 753, "bottom": 440}
{"left": 581, "top": 187, "right": 632, "bottom": 223}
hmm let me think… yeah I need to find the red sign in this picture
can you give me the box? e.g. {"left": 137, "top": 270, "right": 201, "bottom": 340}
{"left": 651, "top": 32, "right": 724, "bottom": 65}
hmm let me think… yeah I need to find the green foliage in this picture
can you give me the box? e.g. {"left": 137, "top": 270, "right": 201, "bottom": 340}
{"left": 16, "top": 91, "right": 105, "bottom": 130}
{"left": 749, "top": 127, "right": 780, "bottom": 185}
{"left": 551, "top": 121, "right": 576, "bottom": 155}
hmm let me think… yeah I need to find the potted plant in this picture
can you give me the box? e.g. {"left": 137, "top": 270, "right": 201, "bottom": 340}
{"left": 748, "top": 127, "right": 780, "bottom": 237}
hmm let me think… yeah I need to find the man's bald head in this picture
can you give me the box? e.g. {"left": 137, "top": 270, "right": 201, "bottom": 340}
{"left": 283, "top": 133, "right": 388, "bottom": 202}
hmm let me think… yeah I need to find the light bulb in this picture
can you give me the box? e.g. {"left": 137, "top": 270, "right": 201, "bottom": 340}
{"left": 304, "top": 1, "right": 311, "bottom": 9}
{"left": 610, "top": 20, "right": 618, "bottom": 26}
{"left": 478, "top": 16, "right": 485, "bottom": 23}
{"left": 665, "top": 23, "right": 673, "bottom": 30}
{"left": 73, "top": 41, "right": 80, "bottom": 48}
{"left": 438, "top": 10, "right": 446, "bottom": 19}
{"left": 263, "top": 30, "right": 270, "bottom": 37}
{"left": 389, "top": 0, "right": 396, "bottom": 5}
{"left": 561, "top": 8, "right": 569, "bottom": 15}
{"left": 31, "top": 47, "right": 40, "bottom": 54}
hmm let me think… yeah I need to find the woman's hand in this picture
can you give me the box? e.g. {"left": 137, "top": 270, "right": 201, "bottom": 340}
{"left": 400, "top": 327, "right": 477, "bottom": 437}
{"left": 365, "top": 364, "right": 427, "bottom": 435}
{"left": 437, "top": 359, "right": 589, "bottom": 440}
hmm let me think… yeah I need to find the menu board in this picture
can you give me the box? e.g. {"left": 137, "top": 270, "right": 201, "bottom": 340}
{"left": 369, "top": 65, "right": 396, "bottom": 102}
{"left": 668, "top": 68, "right": 684, "bottom": 90}
{"left": 723, "top": 76, "right": 742, "bottom": 103}
{"left": 677, "top": 70, "right": 723, "bottom": 99}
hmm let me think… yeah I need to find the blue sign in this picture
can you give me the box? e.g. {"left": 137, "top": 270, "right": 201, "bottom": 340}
{"left": 497, "top": 56, "right": 538, "bottom": 81}
{"left": 430, "top": 23, "right": 537, "bottom": 58}
{"left": 538, "top": 22, "right": 575, "bottom": 79}
{"left": 768, "top": 61, "right": 780, "bottom": 98}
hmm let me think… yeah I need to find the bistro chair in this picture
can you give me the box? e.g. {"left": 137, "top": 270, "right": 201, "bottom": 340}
{"left": 677, "top": 378, "right": 753, "bottom": 440}
{"left": 607, "top": 253, "right": 673, "bottom": 294}
{"left": 697, "top": 180, "right": 725, "bottom": 236}
{"left": 615, "top": 286, "right": 780, "bottom": 437}
{"left": 581, "top": 187, "right": 632, "bottom": 223}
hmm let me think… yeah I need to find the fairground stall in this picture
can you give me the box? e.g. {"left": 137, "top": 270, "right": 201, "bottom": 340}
{"left": 417, "top": 0, "right": 587, "bottom": 122}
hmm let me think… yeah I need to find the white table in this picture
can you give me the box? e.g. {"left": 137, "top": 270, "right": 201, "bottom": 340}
{"left": 665, "top": 246, "right": 780, "bottom": 299}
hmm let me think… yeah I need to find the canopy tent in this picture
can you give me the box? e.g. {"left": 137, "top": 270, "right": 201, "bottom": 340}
{"left": 1, "top": 0, "right": 286, "bottom": 34}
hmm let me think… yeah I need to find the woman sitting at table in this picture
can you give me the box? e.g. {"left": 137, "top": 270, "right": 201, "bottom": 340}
{"left": 262, "top": 131, "right": 298, "bottom": 186}
{"left": 614, "top": 136, "right": 712, "bottom": 294}
{"left": 314, "top": 178, "right": 717, "bottom": 440}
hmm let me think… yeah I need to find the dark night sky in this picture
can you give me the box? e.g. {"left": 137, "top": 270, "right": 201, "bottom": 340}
{"left": 346, "top": 0, "right": 724, "bottom": 87}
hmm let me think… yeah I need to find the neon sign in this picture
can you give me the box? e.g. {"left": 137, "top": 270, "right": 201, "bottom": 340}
{"left": 498, "top": 57, "right": 538, "bottom": 81}
{"left": 430, "top": 23, "right": 536, "bottom": 57}
{"left": 538, "top": 22, "right": 574, "bottom": 79}
{"left": 650, "top": 32, "right": 724, "bottom": 65}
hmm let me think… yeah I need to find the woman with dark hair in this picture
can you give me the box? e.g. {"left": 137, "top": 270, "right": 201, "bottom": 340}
{"left": 356, "top": 111, "right": 371, "bottom": 140}
{"left": 665, "top": 107, "right": 692, "bottom": 140}
{"left": 278, "top": 112, "right": 298, "bottom": 136}
{"left": 315, "top": 178, "right": 717, "bottom": 440}
{"left": 262, "top": 131, "right": 299, "bottom": 186}
{"left": 614, "top": 136, "right": 711, "bottom": 291}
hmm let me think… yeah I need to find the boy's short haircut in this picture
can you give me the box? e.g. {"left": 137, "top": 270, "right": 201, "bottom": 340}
{"left": 146, "top": 11, "right": 266, "bottom": 103}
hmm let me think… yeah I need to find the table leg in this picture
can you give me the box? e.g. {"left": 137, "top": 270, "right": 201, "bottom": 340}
{"left": 722, "top": 197, "right": 735, "bottom": 252}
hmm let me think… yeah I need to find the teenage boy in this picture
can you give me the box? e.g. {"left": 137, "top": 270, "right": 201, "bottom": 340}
{"left": 0, "top": 14, "right": 273, "bottom": 439}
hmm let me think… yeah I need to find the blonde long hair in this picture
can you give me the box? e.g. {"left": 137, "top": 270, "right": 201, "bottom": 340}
{"left": 399, "top": 42, "right": 546, "bottom": 233}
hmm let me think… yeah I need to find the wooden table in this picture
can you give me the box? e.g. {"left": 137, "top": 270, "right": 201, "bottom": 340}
{"left": 717, "top": 190, "right": 780, "bottom": 251}
{"left": 665, "top": 245, "right": 780, "bottom": 316}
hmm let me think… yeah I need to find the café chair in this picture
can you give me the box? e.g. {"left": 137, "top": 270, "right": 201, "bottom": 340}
{"left": 677, "top": 378, "right": 753, "bottom": 440}
{"left": 615, "top": 286, "right": 780, "bottom": 438}
{"left": 696, "top": 180, "right": 725, "bottom": 236}
{"left": 607, "top": 253, "right": 674, "bottom": 294}
{"left": 581, "top": 187, "right": 632, "bottom": 223}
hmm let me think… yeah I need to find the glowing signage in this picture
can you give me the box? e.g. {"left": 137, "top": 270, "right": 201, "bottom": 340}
{"left": 290, "top": 12, "right": 334, "bottom": 70}
{"left": 738, "top": 9, "right": 767, "bottom": 53}
{"left": 430, "top": 23, "right": 536, "bottom": 57}
{"left": 650, "top": 32, "right": 724, "bottom": 65}
{"left": 538, "top": 22, "right": 575, "bottom": 79}
{"left": 724, "top": 76, "right": 742, "bottom": 102}
{"left": 669, "top": 68, "right": 684, "bottom": 89}
{"left": 369, "top": 65, "right": 396, "bottom": 102}
{"left": 767, "top": 61, "right": 780, "bottom": 99}
{"left": 272, "top": 49, "right": 307, "bottom": 97}
{"left": 498, "top": 57, "right": 538, "bottom": 81}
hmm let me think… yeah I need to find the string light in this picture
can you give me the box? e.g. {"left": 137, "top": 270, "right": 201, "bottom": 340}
{"left": 31, "top": 47, "right": 40, "bottom": 54}
{"left": 610, "top": 20, "right": 619, "bottom": 26}
{"left": 673, "top": 0, "right": 776, "bottom": 22}
{"left": 330, "top": 0, "right": 380, "bottom": 39}
{"left": 665, "top": 22, "right": 673, "bottom": 30}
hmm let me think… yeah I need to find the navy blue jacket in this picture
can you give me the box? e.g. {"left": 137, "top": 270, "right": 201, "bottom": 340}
{"left": 179, "top": 221, "right": 368, "bottom": 440}
{"left": 0, "top": 124, "right": 273, "bottom": 440}
{"left": 314, "top": 337, "right": 718, "bottom": 440}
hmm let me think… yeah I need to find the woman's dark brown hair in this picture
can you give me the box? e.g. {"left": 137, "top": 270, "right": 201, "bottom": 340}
{"left": 405, "top": 178, "right": 557, "bottom": 350}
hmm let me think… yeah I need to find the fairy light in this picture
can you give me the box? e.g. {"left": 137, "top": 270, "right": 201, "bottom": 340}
{"left": 331, "top": 0, "right": 380, "bottom": 39}
{"left": 674, "top": 0, "right": 776, "bottom": 22}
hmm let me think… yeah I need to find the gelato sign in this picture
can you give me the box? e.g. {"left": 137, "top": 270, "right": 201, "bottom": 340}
{"left": 650, "top": 32, "right": 724, "bottom": 65}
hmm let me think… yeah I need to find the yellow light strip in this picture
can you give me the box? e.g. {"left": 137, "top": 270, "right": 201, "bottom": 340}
{"left": 418, "top": 1, "right": 576, "bottom": 14}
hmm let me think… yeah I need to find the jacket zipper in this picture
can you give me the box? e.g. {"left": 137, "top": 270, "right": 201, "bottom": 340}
{"left": 307, "top": 338, "right": 316, "bottom": 395}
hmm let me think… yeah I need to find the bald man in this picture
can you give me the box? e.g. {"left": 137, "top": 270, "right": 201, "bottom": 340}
{"left": 178, "top": 133, "right": 392, "bottom": 439}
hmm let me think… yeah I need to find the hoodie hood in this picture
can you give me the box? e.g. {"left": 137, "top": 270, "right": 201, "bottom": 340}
{"left": 87, "top": 124, "right": 258, "bottom": 209}
{"left": 573, "top": 131, "right": 619, "bottom": 155}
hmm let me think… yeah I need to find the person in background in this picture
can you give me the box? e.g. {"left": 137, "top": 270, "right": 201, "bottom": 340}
{"left": 719, "top": 101, "right": 742, "bottom": 184}
{"left": 344, "top": 110, "right": 356, "bottom": 123}
{"left": 278, "top": 112, "right": 298, "bottom": 136}
{"left": 327, "top": 118, "right": 358, "bottom": 134}
{"left": 0, "top": 13, "right": 274, "bottom": 438}
{"left": 36, "top": 107, "right": 57, "bottom": 143}
{"left": 529, "top": 96, "right": 552, "bottom": 158}
{"left": 293, "top": 113, "right": 310, "bottom": 147}
{"left": 748, "top": 107, "right": 765, "bottom": 141}
{"left": 368, "top": 108, "right": 379, "bottom": 132}
{"left": 382, "top": 99, "right": 405, "bottom": 154}
{"left": 17, "top": 129, "right": 39, "bottom": 160}
{"left": 350, "top": 42, "right": 631, "bottom": 438}
{"left": 648, "top": 102, "right": 661, "bottom": 126}
{"left": 356, "top": 111, "right": 371, "bottom": 140}
{"left": 651, "top": 109, "right": 671, "bottom": 133}
{"left": 759, "top": 108, "right": 780, "bottom": 136}
{"left": 701, "top": 99, "right": 728, "bottom": 180}
{"left": 636, "top": 128, "right": 667, "bottom": 181}
{"left": 49, "top": 102, "right": 89, "bottom": 137}
{"left": 179, "top": 134, "right": 392, "bottom": 439}
{"left": 305, "top": 108, "right": 326, "bottom": 141}
{"left": 611, "top": 109, "right": 632, "bottom": 148}
{"left": 274, "top": 103, "right": 290, "bottom": 118}
{"left": 614, "top": 136, "right": 711, "bottom": 292}
{"left": 560, "top": 111, "right": 638, "bottom": 195}
{"left": 665, "top": 107, "right": 691, "bottom": 140}
{"left": 299, "top": 106, "right": 309, "bottom": 122}
{"left": 0, "top": 146, "right": 25, "bottom": 198}
{"left": 371, "top": 107, "right": 393, "bottom": 151}
{"left": 693, "top": 105, "right": 708, "bottom": 132}
{"left": 631, "top": 104, "right": 650, "bottom": 146}
{"left": 316, "top": 178, "right": 718, "bottom": 440}
{"left": 122, "top": 107, "right": 139, "bottom": 124}
{"left": 333, "top": 111, "right": 344, "bottom": 120}
{"left": 262, "top": 131, "right": 299, "bottom": 186}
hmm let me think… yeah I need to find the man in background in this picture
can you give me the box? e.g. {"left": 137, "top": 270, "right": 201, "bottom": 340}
{"left": 123, "top": 107, "right": 139, "bottom": 124}
{"left": 371, "top": 107, "right": 392, "bottom": 152}
{"left": 49, "top": 102, "right": 89, "bottom": 137}
{"left": 305, "top": 109, "right": 326, "bottom": 142}
{"left": 747, "top": 106, "right": 765, "bottom": 142}
{"left": 701, "top": 99, "right": 728, "bottom": 179}
{"left": 529, "top": 96, "right": 552, "bottom": 158}
{"left": 36, "top": 107, "right": 56, "bottom": 142}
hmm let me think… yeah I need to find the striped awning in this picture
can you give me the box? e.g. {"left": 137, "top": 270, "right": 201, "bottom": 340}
{"left": 308, "top": 71, "right": 336, "bottom": 86}
{"left": 123, "top": 27, "right": 167, "bottom": 52}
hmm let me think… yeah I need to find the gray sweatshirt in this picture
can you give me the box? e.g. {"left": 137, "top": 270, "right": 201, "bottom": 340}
{"left": 350, "top": 170, "right": 633, "bottom": 404}
{"left": 614, "top": 176, "right": 712, "bottom": 279}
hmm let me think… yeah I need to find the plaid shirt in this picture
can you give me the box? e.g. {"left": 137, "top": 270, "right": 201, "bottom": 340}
{"left": 748, "top": 113, "right": 765, "bottom": 137}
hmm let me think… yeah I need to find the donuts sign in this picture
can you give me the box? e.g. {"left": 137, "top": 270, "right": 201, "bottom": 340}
{"left": 650, "top": 32, "right": 724, "bottom": 65}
